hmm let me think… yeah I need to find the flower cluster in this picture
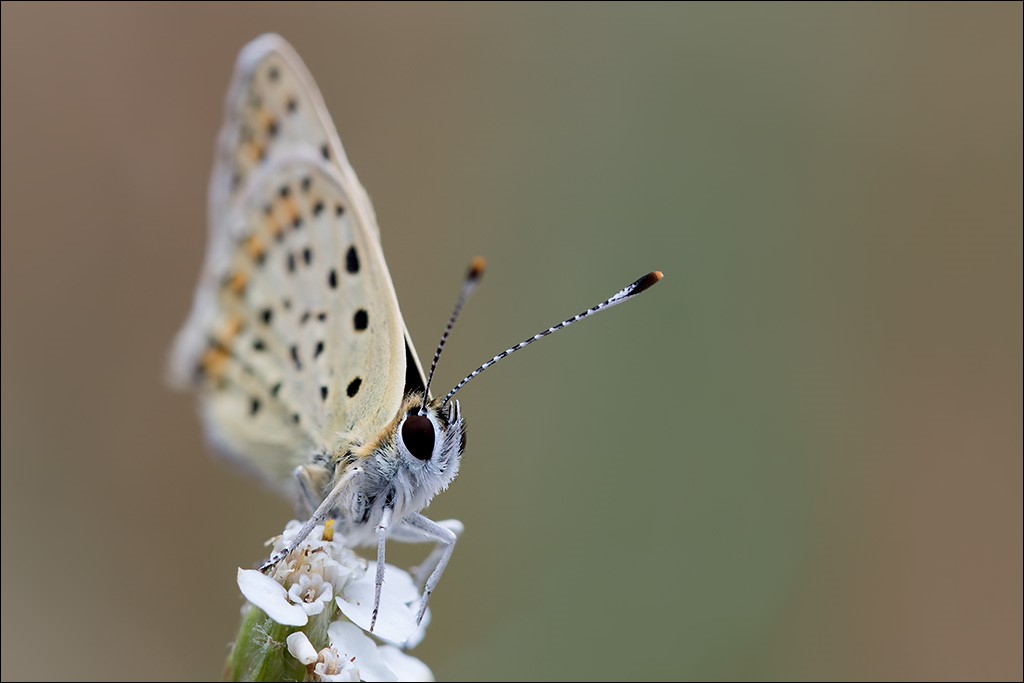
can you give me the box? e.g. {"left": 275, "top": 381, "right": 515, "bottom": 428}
{"left": 231, "top": 521, "right": 432, "bottom": 682}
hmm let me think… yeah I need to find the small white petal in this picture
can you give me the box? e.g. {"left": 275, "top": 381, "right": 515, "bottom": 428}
{"left": 237, "top": 568, "right": 308, "bottom": 626}
{"left": 285, "top": 632, "right": 318, "bottom": 665}
{"left": 366, "top": 562, "right": 420, "bottom": 604}
{"left": 315, "top": 667, "right": 360, "bottom": 683}
{"left": 336, "top": 562, "right": 421, "bottom": 644}
{"left": 328, "top": 621, "right": 396, "bottom": 682}
{"left": 287, "top": 573, "right": 334, "bottom": 616}
{"left": 403, "top": 607, "right": 430, "bottom": 650}
{"left": 379, "top": 645, "right": 435, "bottom": 682}
{"left": 336, "top": 593, "right": 417, "bottom": 646}
{"left": 314, "top": 649, "right": 360, "bottom": 682}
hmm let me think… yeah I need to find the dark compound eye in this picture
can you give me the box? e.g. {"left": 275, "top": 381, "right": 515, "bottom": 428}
{"left": 402, "top": 414, "right": 435, "bottom": 461}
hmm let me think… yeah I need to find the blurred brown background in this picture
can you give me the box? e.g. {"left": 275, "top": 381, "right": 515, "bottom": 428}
{"left": 2, "top": 3, "right": 1021, "bottom": 681}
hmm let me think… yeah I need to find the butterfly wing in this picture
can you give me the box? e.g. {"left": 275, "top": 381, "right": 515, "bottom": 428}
{"left": 171, "top": 35, "right": 422, "bottom": 494}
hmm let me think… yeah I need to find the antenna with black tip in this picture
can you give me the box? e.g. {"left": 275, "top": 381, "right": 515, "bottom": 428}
{"left": 441, "top": 271, "right": 664, "bottom": 406}
{"left": 420, "top": 257, "right": 487, "bottom": 414}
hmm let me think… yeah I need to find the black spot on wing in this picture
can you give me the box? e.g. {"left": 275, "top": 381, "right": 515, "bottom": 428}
{"left": 347, "top": 377, "right": 362, "bottom": 397}
{"left": 346, "top": 246, "right": 359, "bottom": 273}
{"left": 353, "top": 309, "right": 368, "bottom": 331}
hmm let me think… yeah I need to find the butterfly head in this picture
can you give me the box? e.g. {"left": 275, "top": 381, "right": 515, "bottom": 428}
{"left": 385, "top": 393, "right": 465, "bottom": 500}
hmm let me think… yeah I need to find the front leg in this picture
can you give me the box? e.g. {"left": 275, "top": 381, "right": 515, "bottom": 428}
{"left": 260, "top": 465, "right": 362, "bottom": 572}
{"left": 398, "top": 513, "right": 459, "bottom": 625}
{"left": 369, "top": 504, "right": 393, "bottom": 633}
{"left": 293, "top": 462, "right": 331, "bottom": 518}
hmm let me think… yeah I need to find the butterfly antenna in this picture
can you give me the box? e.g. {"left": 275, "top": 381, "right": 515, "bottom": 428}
{"left": 442, "top": 271, "right": 664, "bottom": 407}
{"left": 421, "top": 257, "right": 487, "bottom": 413}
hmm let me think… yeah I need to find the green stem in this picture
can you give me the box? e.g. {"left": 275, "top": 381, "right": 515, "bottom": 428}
{"left": 224, "top": 602, "right": 337, "bottom": 682}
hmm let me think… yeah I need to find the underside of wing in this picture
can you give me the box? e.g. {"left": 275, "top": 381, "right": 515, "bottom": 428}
{"left": 206, "top": 34, "right": 379, "bottom": 240}
{"left": 173, "top": 155, "right": 411, "bottom": 492}
{"left": 170, "top": 35, "right": 422, "bottom": 493}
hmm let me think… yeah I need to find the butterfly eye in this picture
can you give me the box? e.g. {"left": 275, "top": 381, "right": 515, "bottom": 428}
{"left": 402, "top": 414, "right": 435, "bottom": 461}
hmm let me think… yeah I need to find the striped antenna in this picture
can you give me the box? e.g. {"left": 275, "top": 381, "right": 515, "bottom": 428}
{"left": 442, "top": 271, "right": 663, "bottom": 406}
{"left": 421, "top": 257, "right": 487, "bottom": 412}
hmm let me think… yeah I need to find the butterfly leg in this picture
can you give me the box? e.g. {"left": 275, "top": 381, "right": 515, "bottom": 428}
{"left": 293, "top": 463, "right": 331, "bottom": 518}
{"left": 260, "top": 465, "right": 362, "bottom": 572}
{"left": 394, "top": 513, "right": 459, "bottom": 625}
{"left": 390, "top": 519, "right": 464, "bottom": 590}
{"left": 369, "top": 504, "right": 394, "bottom": 633}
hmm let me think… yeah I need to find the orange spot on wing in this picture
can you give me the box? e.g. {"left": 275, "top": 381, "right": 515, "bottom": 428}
{"left": 258, "top": 108, "right": 274, "bottom": 133}
{"left": 247, "top": 141, "right": 265, "bottom": 164}
{"left": 199, "top": 345, "right": 229, "bottom": 380}
{"left": 216, "top": 314, "right": 245, "bottom": 344}
{"left": 265, "top": 214, "right": 284, "bottom": 241}
{"left": 243, "top": 235, "right": 265, "bottom": 263}
{"left": 199, "top": 315, "right": 245, "bottom": 382}
{"left": 225, "top": 271, "right": 248, "bottom": 297}
{"left": 284, "top": 197, "right": 300, "bottom": 225}
{"left": 271, "top": 195, "right": 301, "bottom": 231}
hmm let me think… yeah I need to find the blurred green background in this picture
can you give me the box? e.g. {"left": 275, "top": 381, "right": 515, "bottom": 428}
{"left": 2, "top": 3, "right": 1020, "bottom": 681}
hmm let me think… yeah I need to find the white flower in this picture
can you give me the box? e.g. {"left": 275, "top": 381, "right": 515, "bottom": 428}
{"left": 314, "top": 646, "right": 361, "bottom": 682}
{"left": 265, "top": 521, "right": 363, "bottom": 589}
{"left": 336, "top": 561, "right": 429, "bottom": 647}
{"left": 378, "top": 644, "right": 435, "bottom": 682}
{"left": 238, "top": 522, "right": 361, "bottom": 626}
{"left": 236, "top": 519, "right": 435, "bottom": 678}
{"left": 237, "top": 569, "right": 309, "bottom": 626}
{"left": 287, "top": 571, "right": 333, "bottom": 616}
{"left": 285, "top": 623, "right": 433, "bottom": 682}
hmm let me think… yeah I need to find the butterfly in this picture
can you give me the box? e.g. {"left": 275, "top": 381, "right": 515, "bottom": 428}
{"left": 170, "top": 33, "right": 662, "bottom": 633}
